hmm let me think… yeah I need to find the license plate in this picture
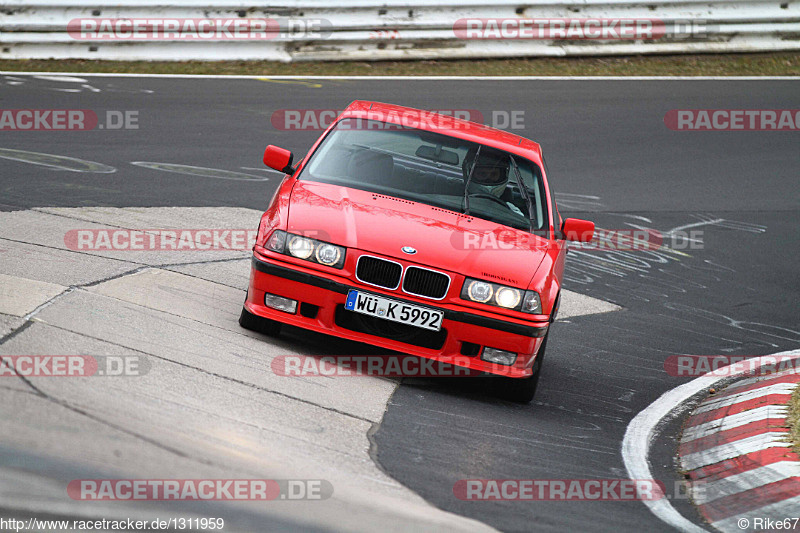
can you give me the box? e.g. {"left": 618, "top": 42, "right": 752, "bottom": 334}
{"left": 345, "top": 290, "right": 444, "bottom": 331}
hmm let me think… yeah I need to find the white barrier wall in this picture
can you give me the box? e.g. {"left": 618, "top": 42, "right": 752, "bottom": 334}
{"left": 1, "top": 0, "right": 798, "bottom": 61}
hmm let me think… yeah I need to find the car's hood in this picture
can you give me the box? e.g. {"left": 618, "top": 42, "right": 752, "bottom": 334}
{"left": 287, "top": 181, "right": 548, "bottom": 288}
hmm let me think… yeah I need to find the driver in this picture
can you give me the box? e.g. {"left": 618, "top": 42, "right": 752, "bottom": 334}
{"left": 462, "top": 146, "right": 525, "bottom": 216}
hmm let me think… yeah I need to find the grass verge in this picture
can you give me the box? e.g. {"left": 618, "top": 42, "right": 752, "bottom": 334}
{"left": 787, "top": 383, "right": 800, "bottom": 455}
{"left": 0, "top": 52, "right": 799, "bottom": 77}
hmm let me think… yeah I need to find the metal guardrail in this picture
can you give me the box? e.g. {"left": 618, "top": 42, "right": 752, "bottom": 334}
{"left": 1, "top": 1, "right": 799, "bottom": 61}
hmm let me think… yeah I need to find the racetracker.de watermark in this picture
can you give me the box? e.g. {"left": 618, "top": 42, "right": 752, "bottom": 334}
{"left": 68, "top": 18, "right": 332, "bottom": 40}
{"left": 454, "top": 18, "right": 666, "bottom": 40}
{"left": 69, "top": 479, "right": 333, "bottom": 500}
{"left": 0, "top": 355, "right": 149, "bottom": 377}
{"left": 453, "top": 18, "right": 712, "bottom": 40}
{"left": 453, "top": 479, "right": 665, "bottom": 500}
{"left": 270, "top": 109, "right": 526, "bottom": 131}
{"left": 450, "top": 228, "right": 703, "bottom": 251}
{"left": 0, "top": 110, "right": 138, "bottom": 131}
{"left": 64, "top": 229, "right": 257, "bottom": 251}
{"left": 665, "top": 109, "right": 800, "bottom": 131}
{"left": 664, "top": 355, "right": 800, "bottom": 377}
{"left": 272, "top": 354, "right": 496, "bottom": 377}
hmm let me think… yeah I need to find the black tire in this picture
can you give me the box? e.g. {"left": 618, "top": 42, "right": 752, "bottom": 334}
{"left": 239, "top": 307, "right": 281, "bottom": 337}
{"left": 498, "top": 333, "right": 548, "bottom": 403}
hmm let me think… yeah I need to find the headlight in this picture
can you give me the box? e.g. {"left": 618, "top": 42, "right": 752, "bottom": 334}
{"left": 288, "top": 235, "right": 314, "bottom": 259}
{"left": 466, "top": 280, "right": 493, "bottom": 303}
{"left": 461, "top": 277, "right": 541, "bottom": 314}
{"left": 264, "top": 230, "right": 345, "bottom": 269}
{"left": 315, "top": 243, "right": 341, "bottom": 266}
{"left": 495, "top": 287, "right": 521, "bottom": 309}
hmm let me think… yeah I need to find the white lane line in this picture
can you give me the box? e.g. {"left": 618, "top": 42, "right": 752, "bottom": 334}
{"left": 693, "top": 383, "right": 797, "bottom": 414}
{"left": 692, "top": 462, "right": 800, "bottom": 506}
{"left": 681, "top": 405, "right": 788, "bottom": 443}
{"left": 681, "top": 432, "right": 791, "bottom": 471}
{"left": 2, "top": 72, "right": 800, "bottom": 81}
{"left": 621, "top": 349, "right": 800, "bottom": 533}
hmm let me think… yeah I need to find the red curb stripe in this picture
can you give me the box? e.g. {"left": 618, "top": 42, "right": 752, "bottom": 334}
{"left": 687, "top": 448, "right": 800, "bottom": 482}
{"left": 685, "top": 394, "right": 792, "bottom": 427}
{"left": 680, "top": 419, "right": 790, "bottom": 455}
{"left": 698, "top": 477, "right": 800, "bottom": 522}
{"left": 712, "top": 373, "right": 800, "bottom": 400}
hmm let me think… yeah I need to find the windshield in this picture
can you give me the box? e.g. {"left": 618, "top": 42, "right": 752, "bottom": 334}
{"left": 298, "top": 118, "right": 549, "bottom": 233}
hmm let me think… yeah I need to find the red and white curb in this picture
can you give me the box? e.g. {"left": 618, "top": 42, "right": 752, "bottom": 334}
{"left": 623, "top": 350, "right": 800, "bottom": 533}
{"left": 680, "top": 368, "right": 800, "bottom": 532}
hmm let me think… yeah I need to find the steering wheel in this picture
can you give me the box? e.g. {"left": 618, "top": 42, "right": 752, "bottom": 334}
{"left": 468, "top": 193, "right": 508, "bottom": 208}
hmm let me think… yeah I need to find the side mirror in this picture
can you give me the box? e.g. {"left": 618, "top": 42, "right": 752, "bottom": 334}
{"left": 263, "top": 145, "right": 294, "bottom": 174}
{"left": 562, "top": 218, "right": 594, "bottom": 242}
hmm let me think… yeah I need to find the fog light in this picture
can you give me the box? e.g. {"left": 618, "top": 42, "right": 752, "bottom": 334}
{"left": 264, "top": 292, "right": 297, "bottom": 314}
{"left": 481, "top": 347, "right": 517, "bottom": 366}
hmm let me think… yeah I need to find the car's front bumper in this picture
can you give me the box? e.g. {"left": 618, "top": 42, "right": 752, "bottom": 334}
{"left": 245, "top": 251, "right": 548, "bottom": 378}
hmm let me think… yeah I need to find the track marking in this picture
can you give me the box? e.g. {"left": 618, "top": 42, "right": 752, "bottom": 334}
{"left": 2, "top": 72, "right": 800, "bottom": 81}
{"left": 257, "top": 77, "right": 323, "bottom": 88}
{"left": 621, "top": 348, "right": 800, "bottom": 533}
{"left": 32, "top": 75, "right": 89, "bottom": 83}
{"left": 130, "top": 162, "right": 269, "bottom": 181}
{"left": 0, "top": 148, "right": 116, "bottom": 173}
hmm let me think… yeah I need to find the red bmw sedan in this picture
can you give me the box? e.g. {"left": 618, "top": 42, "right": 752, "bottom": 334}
{"left": 241, "top": 101, "right": 594, "bottom": 402}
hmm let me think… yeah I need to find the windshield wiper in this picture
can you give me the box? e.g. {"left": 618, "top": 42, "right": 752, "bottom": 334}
{"left": 509, "top": 155, "right": 535, "bottom": 233}
{"left": 462, "top": 145, "right": 481, "bottom": 216}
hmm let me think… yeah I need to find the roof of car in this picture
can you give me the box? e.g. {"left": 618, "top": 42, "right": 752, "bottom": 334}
{"left": 340, "top": 100, "right": 544, "bottom": 165}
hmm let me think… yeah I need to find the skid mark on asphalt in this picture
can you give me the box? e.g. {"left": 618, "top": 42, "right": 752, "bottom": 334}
{"left": 663, "top": 303, "right": 800, "bottom": 348}
{"left": 240, "top": 166, "right": 286, "bottom": 175}
{"left": 0, "top": 148, "right": 116, "bottom": 173}
{"left": 131, "top": 162, "right": 269, "bottom": 181}
{"left": 2, "top": 74, "right": 155, "bottom": 94}
{"left": 664, "top": 214, "right": 766, "bottom": 236}
{"left": 554, "top": 193, "right": 604, "bottom": 211}
{"left": 564, "top": 212, "right": 768, "bottom": 307}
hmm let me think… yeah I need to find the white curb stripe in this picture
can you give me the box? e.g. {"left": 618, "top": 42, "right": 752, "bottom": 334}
{"left": 681, "top": 433, "right": 791, "bottom": 471}
{"left": 693, "top": 383, "right": 797, "bottom": 415}
{"left": 681, "top": 405, "right": 789, "bottom": 444}
{"left": 722, "top": 368, "right": 800, "bottom": 392}
{"left": 691, "top": 462, "right": 800, "bottom": 505}
{"left": 712, "top": 495, "right": 800, "bottom": 533}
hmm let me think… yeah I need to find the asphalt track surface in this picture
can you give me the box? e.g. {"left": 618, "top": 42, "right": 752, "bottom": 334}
{"left": 1, "top": 74, "right": 798, "bottom": 532}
